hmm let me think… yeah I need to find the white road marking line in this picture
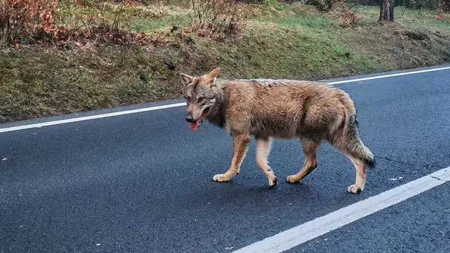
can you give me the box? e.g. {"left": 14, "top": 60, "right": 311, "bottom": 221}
{"left": 0, "top": 102, "right": 186, "bottom": 133}
{"left": 327, "top": 66, "right": 450, "bottom": 85}
{"left": 0, "top": 66, "right": 449, "bottom": 134}
{"left": 232, "top": 167, "right": 450, "bottom": 253}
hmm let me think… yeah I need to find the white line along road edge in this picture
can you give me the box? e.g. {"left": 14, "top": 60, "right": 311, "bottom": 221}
{"left": 1, "top": 66, "right": 450, "bottom": 134}
{"left": 0, "top": 102, "right": 186, "bottom": 134}
{"left": 327, "top": 66, "right": 450, "bottom": 85}
{"left": 232, "top": 167, "right": 450, "bottom": 253}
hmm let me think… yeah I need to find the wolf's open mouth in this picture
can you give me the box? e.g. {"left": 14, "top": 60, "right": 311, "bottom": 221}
{"left": 190, "top": 115, "right": 205, "bottom": 131}
{"left": 190, "top": 119, "right": 203, "bottom": 131}
{"left": 189, "top": 108, "right": 209, "bottom": 131}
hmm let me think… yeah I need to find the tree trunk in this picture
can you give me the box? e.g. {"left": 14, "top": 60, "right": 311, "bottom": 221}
{"left": 379, "top": 0, "right": 395, "bottom": 22}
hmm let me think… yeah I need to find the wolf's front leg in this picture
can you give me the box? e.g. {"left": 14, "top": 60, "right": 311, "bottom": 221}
{"left": 213, "top": 135, "right": 251, "bottom": 182}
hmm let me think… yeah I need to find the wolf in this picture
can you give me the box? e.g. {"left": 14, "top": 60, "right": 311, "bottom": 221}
{"left": 180, "top": 67, "right": 375, "bottom": 194}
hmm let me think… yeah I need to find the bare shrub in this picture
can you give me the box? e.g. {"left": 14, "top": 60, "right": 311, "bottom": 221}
{"left": 189, "top": 0, "right": 243, "bottom": 41}
{"left": 0, "top": 0, "right": 58, "bottom": 44}
{"left": 338, "top": 8, "right": 360, "bottom": 27}
{"left": 436, "top": 7, "right": 450, "bottom": 21}
{"left": 330, "top": 1, "right": 361, "bottom": 28}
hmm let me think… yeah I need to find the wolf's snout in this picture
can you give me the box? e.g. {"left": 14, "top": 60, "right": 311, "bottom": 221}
{"left": 185, "top": 113, "right": 194, "bottom": 122}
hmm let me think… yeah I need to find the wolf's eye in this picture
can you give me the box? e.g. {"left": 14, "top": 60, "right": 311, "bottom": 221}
{"left": 197, "top": 96, "right": 205, "bottom": 103}
{"left": 184, "top": 95, "right": 192, "bottom": 102}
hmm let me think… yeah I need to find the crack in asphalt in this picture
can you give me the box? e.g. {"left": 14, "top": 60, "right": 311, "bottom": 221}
{"left": 430, "top": 175, "right": 448, "bottom": 182}
{"left": 374, "top": 155, "right": 442, "bottom": 169}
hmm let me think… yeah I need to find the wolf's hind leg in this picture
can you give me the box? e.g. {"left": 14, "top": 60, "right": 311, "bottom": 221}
{"left": 256, "top": 137, "right": 277, "bottom": 187}
{"left": 331, "top": 132, "right": 370, "bottom": 194}
{"left": 287, "top": 138, "right": 320, "bottom": 184}
{"left": 331, "top": 138, "right": 367, "bottom": 194}
{"left": 345, "top": 155, "right": 366, "bottom": 194}
{"left": 213, "top": 135, "right": 250, "bottom": 182}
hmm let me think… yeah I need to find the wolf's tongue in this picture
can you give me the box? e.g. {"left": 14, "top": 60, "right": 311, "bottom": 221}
{"left": 190, "top": 122, "right": 198, "bottom": 131}
{"left": 190, "top": 120, "right": 201, "bottom": 131}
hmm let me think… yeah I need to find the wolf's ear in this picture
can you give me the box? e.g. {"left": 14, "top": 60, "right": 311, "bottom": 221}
{"left": 207, "top": 67, "right": 221, "bottom": 79}
{"left": 180, "top": 73, "right": 194, "bottom": 86}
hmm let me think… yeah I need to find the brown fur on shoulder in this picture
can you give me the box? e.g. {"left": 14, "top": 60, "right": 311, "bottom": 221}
{"left": 180, "top": 68, "right": 375, "bottom": 194}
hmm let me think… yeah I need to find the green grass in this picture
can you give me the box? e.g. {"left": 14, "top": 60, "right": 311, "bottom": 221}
{"left": 204, "top": 26, "right": 385, "bottom": 80}
{"left": 1, "top": 2, "right": 450, "bottom": 123}
{"left": 353, "top": 5, "right": 450, "bottom": 32}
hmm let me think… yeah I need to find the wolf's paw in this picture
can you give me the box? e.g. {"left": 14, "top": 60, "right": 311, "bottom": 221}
{"left": 347, "top": 184, "right": 362, "bottom": 194}
{"left": 268, "top": 177, "right": 277, "bottom": 188}
{"left": 213, "top": 174, "right": 232, "bottom": 182}
{"left": 286, "top": 175, "right": 300, "bottom": 184}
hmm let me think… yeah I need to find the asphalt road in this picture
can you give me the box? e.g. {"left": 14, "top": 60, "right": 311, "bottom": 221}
{"left": 1, "top": 66, "right": 450, "bottom": 253}
{"left": 286, "top": 183, "right": 450, "bottom": 253}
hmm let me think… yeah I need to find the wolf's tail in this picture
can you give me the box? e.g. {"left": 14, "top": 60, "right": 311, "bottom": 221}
{"left": 342, "top": 115, "right": 376, "bottom": 168}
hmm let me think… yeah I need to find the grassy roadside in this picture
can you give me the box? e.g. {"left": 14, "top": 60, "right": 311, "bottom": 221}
{"left": 1, "top": 2, "right": 450, "bottom": 123}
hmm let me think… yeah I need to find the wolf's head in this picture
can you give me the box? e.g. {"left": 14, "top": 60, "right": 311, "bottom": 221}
{"left": 180, "top": 67, "right": 222, "bottom": 131}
